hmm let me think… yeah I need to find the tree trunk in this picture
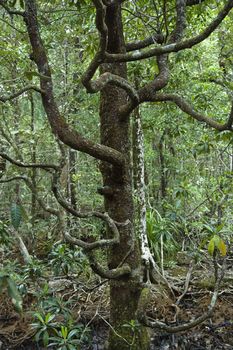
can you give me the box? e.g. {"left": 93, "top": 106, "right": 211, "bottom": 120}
{"left": 99, "top": 4, "right": 149, "bottom": 350}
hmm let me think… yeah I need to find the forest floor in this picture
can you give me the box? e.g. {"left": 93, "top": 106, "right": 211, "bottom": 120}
{"left": 0, "top": 253, "right": 232, "bottom": 350}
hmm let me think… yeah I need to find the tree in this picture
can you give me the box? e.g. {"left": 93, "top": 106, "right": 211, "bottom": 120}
{"left": 0, "top": 0, "right": 232, "bottom": 349}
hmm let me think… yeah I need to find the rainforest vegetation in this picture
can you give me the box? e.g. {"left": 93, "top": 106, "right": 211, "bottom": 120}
{"left": 0, "top": 0, "right": 232, "bottom": 349}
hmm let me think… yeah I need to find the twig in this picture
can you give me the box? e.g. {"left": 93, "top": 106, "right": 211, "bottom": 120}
{"left": 176, "top": 260, "right": 194, "bottom": 306}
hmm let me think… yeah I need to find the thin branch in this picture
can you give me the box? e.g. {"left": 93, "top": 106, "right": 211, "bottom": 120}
{"left": 0, "top": 152, "right": 59, "bottom": 171}
{"left": 52, "top": 172, "right": 123, "bottom": 251}
{"left": 87, "top": 251, "right": 131, "bottom": 279}
{"left": 120, "top": 55, "right": 169, "bottom": 118}
{"left": 152, "top": 93, "right": 233, "bottom": 131}
{"left": 104, "top": 0, "right": 233, "bottom": 62}
{"left": 0, "top": 86, "right": 43, "bottom": 102}
{"left": 81, "top": 0, "right": 107, "bottom": 92}
{"left": 169, "top": 0, "right": 186, "bottom": 43}
{"left": 176, "top": 261, "right": 194, "bottom": 306}
{"left": 125, "top": 34, "right": 164, "bottom": 52}
{"left": 0, "top": 17, "right": 26, "bottom": 34}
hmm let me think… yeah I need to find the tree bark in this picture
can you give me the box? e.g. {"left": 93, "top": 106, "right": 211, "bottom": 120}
{"left": 99, "top": 3, "right": 149, "bottom": 349}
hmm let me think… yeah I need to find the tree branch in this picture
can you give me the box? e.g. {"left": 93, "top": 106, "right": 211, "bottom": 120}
{"left": 169, "top": 0, "right": 186, "bottom": 43}
{"left": 125, "top": 34, "right": 164, "bottom": 52}
{"left": 153, "top": 93, "right": 233, "bottom": 131}
{"left": 52, "top": 171, "right": 124, "bottom": 251}
{"left": 120, "top": 55, "right": 169, "bottom": 118}
{"left": 104, "top": 1, "right": 233, "bottom": 62}
{"left": 0, "top": 152, "right": 58, "bottom": 171}
{"left": 24, "top": 0, "right": 125, "bottom": 167}
{"left": 81, "top": 0, "right": 107, "bottom": 91}
{"left": 86, "top": 72, "right": 139, "bottom": 104}
{"left": 0, "top": 85, "right": 43, "bottom": 102}
{"left": 87, "top": 251, "right": 131, "bottom": 279}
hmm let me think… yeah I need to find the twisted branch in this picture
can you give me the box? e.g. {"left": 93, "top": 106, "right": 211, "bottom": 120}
{"left": 104, "top": 1, "right": 233, "bottom": 62}
{"left": 0, "top": 86, "right": 43, "bottom": 102}
{"left": 152, "top": 93, "right": 233, "bottom": 131}
{"left": 0, "top": 152, "right": 59, "bottom": 171}
{"left": 23, "top": 0, "right": 125, "bottom": 167}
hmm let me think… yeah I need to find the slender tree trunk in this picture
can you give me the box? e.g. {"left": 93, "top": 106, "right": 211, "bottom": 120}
{"left": 29, "top": 92, "right": 37, "bottom": 228}
{"left": 99, "top": 4, "right": 149, "bottom": 350}
{"left": 158, "top": 132, "right": 167, "bottom": 199}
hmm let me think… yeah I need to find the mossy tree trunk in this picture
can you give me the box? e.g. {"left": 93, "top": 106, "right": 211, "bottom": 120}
{"left": 99, "top": 3, "right": 150, "bottom": 350}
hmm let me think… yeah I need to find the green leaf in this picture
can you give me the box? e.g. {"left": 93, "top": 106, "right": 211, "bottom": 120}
{"left": 34, "top": 312, "right": 45, "bottom": 324}
{"left": 68, "top": 329, "right": 79, "bottom": 338}
{"left": 35, "top": 329, "right": 43, "bottom": 342}
{"left": 217, "top": 239, "right": 227, "bottom": 256}
{"left": 10, "top": 203, "right": 22, "bottom": 230}
{"left": 213, "top": 235, "right": 220, "bottom": 246}
{"left": 61, "top": 326, "right": 68, "bottom": 339}
{"left": 208, "top": 238, "right": 215, "bottom": 256}
{"left": 45, "top": 313, "right": 55, "bottom": 323}
{"left": 43, "top": 330, "right": 49, "bottom": 347}
{"left": 68, "top": 345, "right": 78, "bottom": 350}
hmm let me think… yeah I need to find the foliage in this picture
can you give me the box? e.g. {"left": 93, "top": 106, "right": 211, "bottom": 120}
{"left": 48, "top": 325, "right": 90, "bottom": 350}
{"left": 31, "top": 309, "right": 90, "bottom": 348}
{"left": 31, "top": 312, "right": 58, "bottom": 347}
{"left": 0, "top": 271, "right": 22, "bottom": 312}
{"left": 0, "top": 219, "right": 11, "bottom": 246}
{"left": 10, "top": 203, "right": 22, "bottom": 230}
{"left": 49, "top": 243, "right": 88, "bottom": 276}
{"left": 0, "top": 1, "right": 233, "bottom": 349}
{"left": 146, "top": 209, "right": 179, "bottom": 263}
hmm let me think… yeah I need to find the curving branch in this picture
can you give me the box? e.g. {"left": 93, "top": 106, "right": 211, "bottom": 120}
{"left": 86, "top": 72, "right": 139, "bottom": 104}
{"left": 169, "top": 0, "right": 186, "bottom": 43}
{"left": 138, "top": 258, "right": 226, "bottom": 332}
{"left": 152, "top": 93, "right": 233, "bottom": 131}
{"left": 81, "top": 0, "right": 107, "bottom": 91}
{"left": 87, "top": 251, "right": 131, "bottom": 279}
{"left": 23, "top": 0, "right": 125, "bottom": 167}
{"left": 125, "top": 34, "right": 165, "bottom": 52}
{"left": 120, "top": 55, "right": 170, "bottom": 118}
{"left": 104, "top": 0, "right": 233, "bottom": 62}
{"left": 0, "top": 85, "right": 43, "bottom": 102}
{"left": 138, "top": 55, "right": 170, "bottom": 102}
{"left": 81, "top": 1, "right": 139, "bottom": 105}
{"left": 52, "top": 172, "right": 123, "bottom": 251}
{"left": 0, "top": 150, "right": 131, "bottom": 279}
{"left": 0, "top": 152, "right": 59, "bottom": 171}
